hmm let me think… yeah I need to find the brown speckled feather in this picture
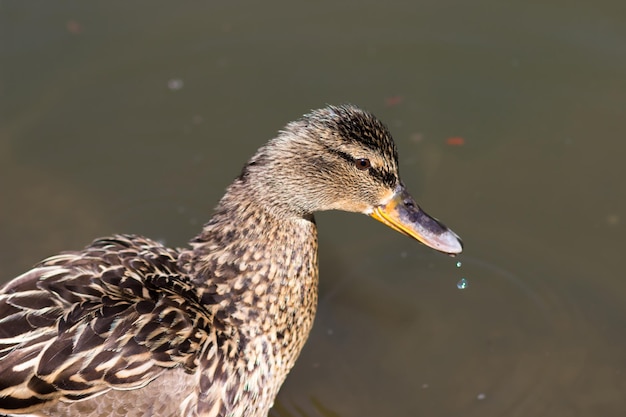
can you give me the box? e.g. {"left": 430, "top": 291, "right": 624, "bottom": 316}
{"left": 0, "top": 236, "right": 209, "bottom": 412}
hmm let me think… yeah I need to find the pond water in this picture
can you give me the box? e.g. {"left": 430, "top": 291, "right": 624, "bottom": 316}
{"left": 2, "top": 1, "right": 625, "bottom": 416}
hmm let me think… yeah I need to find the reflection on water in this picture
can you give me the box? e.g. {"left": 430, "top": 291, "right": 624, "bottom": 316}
{"left": 2, "top": 1, "right": 625, "bottom": 416}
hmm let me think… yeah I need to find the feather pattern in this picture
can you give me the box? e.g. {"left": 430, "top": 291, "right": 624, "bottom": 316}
{"left": 0, "top": 236, "right": 209, "bottom": 412}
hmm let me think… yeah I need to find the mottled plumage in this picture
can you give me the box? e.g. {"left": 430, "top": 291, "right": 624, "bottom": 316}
{"left": 0, "top": 105, "right": 462, "bottom": 417}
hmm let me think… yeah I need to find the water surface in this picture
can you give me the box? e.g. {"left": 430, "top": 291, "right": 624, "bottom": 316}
{"left": 2, "top": 1, "right": 625, "bottom": 416}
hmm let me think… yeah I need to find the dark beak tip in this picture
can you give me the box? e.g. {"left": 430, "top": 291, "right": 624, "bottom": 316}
{"left": 439, "top": 231, "right": 463, "bottom": 256}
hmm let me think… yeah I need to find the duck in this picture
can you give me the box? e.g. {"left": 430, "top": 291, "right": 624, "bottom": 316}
{"left": 0, "top": 105, "right": 462, "bottom": 417}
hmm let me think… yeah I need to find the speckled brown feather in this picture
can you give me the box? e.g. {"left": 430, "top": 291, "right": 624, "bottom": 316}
{"left": 0, "top": 105, "right": 442, "bottom": 417}
{"left": 0, "top": 236, "right": 210, "bottom": 412}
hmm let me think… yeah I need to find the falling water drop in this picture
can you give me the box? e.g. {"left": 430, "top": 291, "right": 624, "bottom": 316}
{"left": 457, "top": 278, "right": 468, "bottom": 290}
{"left": 456, "top": 261, "right": 462, "bottom": 268}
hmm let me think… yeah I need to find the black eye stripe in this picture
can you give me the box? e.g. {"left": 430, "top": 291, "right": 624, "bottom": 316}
{"left": 369, "top": 168, "right": 397, "bottom": 188}
{"left": 322, "top": 145, "right": 397, "bottom": 187}
{"left": 323, "top": 147, "right": 354, "bottom": 164}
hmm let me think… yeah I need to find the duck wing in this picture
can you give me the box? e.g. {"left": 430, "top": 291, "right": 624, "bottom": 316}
{"left": 0, "top": 235, "right": 210, "bottom": 413}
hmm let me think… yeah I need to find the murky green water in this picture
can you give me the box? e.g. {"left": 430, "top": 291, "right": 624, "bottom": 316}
{"left": 2, "top": 1, "right": 625, "bottom": 416}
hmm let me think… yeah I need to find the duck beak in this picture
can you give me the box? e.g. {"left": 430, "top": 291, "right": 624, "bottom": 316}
{"left": 370, "top": 185, "right": 463, "bottom": 255}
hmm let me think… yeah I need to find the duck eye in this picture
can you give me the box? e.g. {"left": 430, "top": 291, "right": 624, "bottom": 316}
{"left": 355, "top": 158, "right": 371, "bottom": 170}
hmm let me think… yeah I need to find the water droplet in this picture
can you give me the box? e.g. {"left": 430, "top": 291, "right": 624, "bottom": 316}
{"left": 477, "top": 392, "right": 486, "bottom": 400}
{"left": 456, "top": 261, "right": 462, "bottom": 268}
{"left": 457, "top": 278, "right": 468, "bottom": 289}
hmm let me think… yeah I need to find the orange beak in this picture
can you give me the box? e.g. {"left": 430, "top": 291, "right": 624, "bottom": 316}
{"left": 370, "top": 186, "right": 463, "bottom": 255}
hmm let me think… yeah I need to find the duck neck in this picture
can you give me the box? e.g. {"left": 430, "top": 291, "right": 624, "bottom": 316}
{"left": 183, "top": 180, "right": 320, "bottom": 340}
{"left": 177, "top": 180, "right": 320, "bottom": 414}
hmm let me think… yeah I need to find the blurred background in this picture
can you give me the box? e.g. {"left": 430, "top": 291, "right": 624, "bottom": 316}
{"left": 1, "top": 1, "right": 625, "bottom": 416}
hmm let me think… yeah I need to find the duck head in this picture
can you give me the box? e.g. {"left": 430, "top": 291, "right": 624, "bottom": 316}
{"left": 240, "top": 104, "right": 463, "bottom": 255}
